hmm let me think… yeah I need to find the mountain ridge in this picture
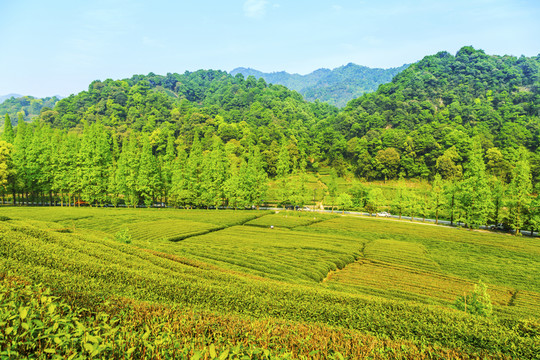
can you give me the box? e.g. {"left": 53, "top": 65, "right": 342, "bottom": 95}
{"left": 230, "top": 63, "right": 409, "bottom": 107}
{"left": 0, "top": 93, "right": 23, "bottom": 104}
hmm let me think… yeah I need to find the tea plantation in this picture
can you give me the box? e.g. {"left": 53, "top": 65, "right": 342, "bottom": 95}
{"left": 0, "top": 207, "right": 538, "bottom": 359}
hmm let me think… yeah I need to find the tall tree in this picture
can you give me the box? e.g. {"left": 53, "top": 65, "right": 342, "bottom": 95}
{"left": 137, "top": 135, "right": 161, "bottom": 207}
{"left": 366, "top": 188, "right": 385, "bottom": 215}
{"left": 489, "top": 176, "right": 506, "bottom": 227}
{"left": 2, "top": 114, "right": 14, "bottom": 143}
{"left": 0, "top": 141, "right": 15, "bottom": 198}
{"left": 160, "top": 134, "right": 176, "bottom": 204}
{"left": 276, "top": 140, "right": 290, "bottom": 178}
{"left": 117, "top": 134, "right": 140, "bottom": 207}
{"left": 79, "top": 121, "right": 112, "bottom": 206}
{"left": 430, "top": 173, "right": 446, "bottom": 224}
{"left": 245, "top": 146, "right": 268, "bottom": 209}
{"left": 392, "top": 179, "right": 409, "bottom": 220}
{"left": 507, "top": 150, "right": 532, "bottom": 235}
{"left": 457, "top": 139, "right": 492, "bottom": 228}
{"left": 12, "top": 120, "right": 30, "bottom": 204}
{"left": 200, "top": 137, "right": 228, "bottom": 208}
{"left": 326, "top": 169, "right": 339, "bottom": 212}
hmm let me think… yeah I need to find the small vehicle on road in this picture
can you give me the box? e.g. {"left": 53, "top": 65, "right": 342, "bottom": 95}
{"left": 377, "top": 211, "right": 391, "bottom": 217}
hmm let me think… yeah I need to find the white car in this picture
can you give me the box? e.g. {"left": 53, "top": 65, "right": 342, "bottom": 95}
{"left": 377, "top": 211, "right": 391, "bottom": 217}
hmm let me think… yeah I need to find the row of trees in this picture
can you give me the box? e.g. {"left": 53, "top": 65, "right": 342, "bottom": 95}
{"left": 0, "top": 117, "right": 538, "bottom": 233}
{"left": 11, "top": 48, "right": 537, "bottom": 184}
{"left": 327, "top": 141, "right": 537, "bottom": 234}
{"left": 0, "top": 119, "right": 272, "bottom": 209}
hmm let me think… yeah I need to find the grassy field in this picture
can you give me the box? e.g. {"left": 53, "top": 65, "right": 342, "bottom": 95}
{"left": 0, "top": 207, "right": 538, "bottom": 359}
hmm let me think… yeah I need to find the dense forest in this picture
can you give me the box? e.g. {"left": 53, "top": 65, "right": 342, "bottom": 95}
{"left": 231, "top": 63, "right": 409, "bottom": 107}
{"left": 1, "top": 46, "right": 540, "bottom": 231}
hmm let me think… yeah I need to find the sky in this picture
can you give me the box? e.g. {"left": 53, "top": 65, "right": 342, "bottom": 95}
{"left": 1, "top": 0, "right": 539, "bottom": 98}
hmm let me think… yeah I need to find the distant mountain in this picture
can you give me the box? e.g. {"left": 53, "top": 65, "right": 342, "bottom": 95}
{"left": 0, "top": 94, "right": 23, "bottom": 104}
{"left": 230, "top": 63, "right": 409, "bottom": 107}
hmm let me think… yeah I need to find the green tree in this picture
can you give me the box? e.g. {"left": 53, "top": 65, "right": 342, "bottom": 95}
{"left": 366, "top": 188, "right": 385, "bottom": 215}
{"left": 349, "top": 184, "right": 369, "bottom": 209}
{"left": 326, "top": 169, "right": 339, "bottom": 212}
{"left": 169, "top": 149, "right": 190, "bottom": 208}
{"left": 457, "top": 139, "right": 492, "bottom": 228}
{"left": 12, "top": 120, "right": 30, "bottom": 204}
{"left": 79, "top": 122, "right": 112, "bottom": 206}
{"left": 405, "top": 191, "right": 420, "bottom": 221}
{"left": 489, "top": 176, "right": 506, "bottom": 226}
{"left": 375, "top": 147, "right": 400, "bottom": 180}
{"left": 336, "top": 192, "right": 353, "bottom": 214}
{"left": 276, "top": 140, "right": 290, "bottom": 178}
{"left": 184, "top": 135, "right": 204, "bottom": 208}
{"left": 117, "top": 134, "right": 140, "bottom": 208}
{"left": 160, "top": 134, "right": 176, "bottom": 204}
{"left": 245, "top": 146, "right": 268, "bottom": 209}
{"left": 430, "top": 173, "right": 446, "bottom": 224}
{"left": 455, "top": 280, "right": 493, "bottom": 317}
{"left": 51, "top": 132, "right": 78, "bottom": 206}
{"left": 392, "top": 179, "right": 409, "bottom": 220}
{"left": 200, "top": 137, "right": 229, "bottom": 208}
{"left": 485, "top": 147, "right": 511, "bottom": 180}
{"left": 0, "top": 141, "right": 15, "bottom": 197}
{"left": 444, "top": 180, "right": 460, "bottom": 226}
{"left": 288, "top": 172, "right": 310, "bottom": 210}
{"left": 137, "top": 135, "right": 161, "bottom": 207}
{"left": 2, "top": 114, "right": 14, "bottom": 143}
{"left": 436, "top": 146, "right": 462, "bottom": 180}
{"left": 507, "top": 150, "right": 532, "bottom": 235}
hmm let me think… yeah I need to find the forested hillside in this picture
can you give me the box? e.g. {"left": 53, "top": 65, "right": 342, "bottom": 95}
{"left": 231, "top": 63, "right": 408, "bottom": 107}
{"left": 0, "top": 94, "right": 22, "bottom": 103}
{"left": 338, "top": 46, "right": 540, "bottom": 180}
{"left": 0, "top": 95, "right": 60, "bottom": 126}
{"left": 1, "top": 46, "right": 540, "bottom": 230}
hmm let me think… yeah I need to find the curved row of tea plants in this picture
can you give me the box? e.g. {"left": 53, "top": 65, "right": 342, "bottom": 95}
{"left": 0, "top": 214, "right": 538, "bottom": 358}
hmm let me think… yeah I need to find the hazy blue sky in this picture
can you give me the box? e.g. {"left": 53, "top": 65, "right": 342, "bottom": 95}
{"left": 1, "top": 0, "right": 539, "bottom": 97}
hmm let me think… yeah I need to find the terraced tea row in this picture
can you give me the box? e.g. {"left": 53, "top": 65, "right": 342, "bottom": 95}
{"left": 301, "top": 216, "right": 540, "bottom": 293}
{"left": 1, "top": 208, "right": 539, "bottom": 358}
{"left": 170, "top": 226, "right": 362, "bottom": 283}
{"left": 324, "top": 259, "right": 514, "bottom": 309}
{"left": 245, "top": 211, "right": 337, "bottom": 229}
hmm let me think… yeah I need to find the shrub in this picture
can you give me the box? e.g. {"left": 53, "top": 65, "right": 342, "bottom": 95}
{"left": 114, "top": 228, "right": 132, "bottom": 244}
{"left": 455, "top": 280, "right": 493, "bottom": 317}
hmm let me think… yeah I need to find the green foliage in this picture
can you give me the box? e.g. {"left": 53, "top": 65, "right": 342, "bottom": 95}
{"left": 0, "top": 208, "right": 539, "bottom": 358}
{"left": 0, "top": 141, "right": 15, "bottom": 192}
{"left": 4, "top": 47, "right": 540, "bottom": 208}
{"left": 455, "top": 280, "right": 493, "bottom": 317}
{"left": 2, "top": 114, "right": 14, "bottom": 143}
{"left": 507, "top": 149, "right": 533, "bottom": 234}
{"left": 114, "top": 228, "right": 132, "bottom": 244}
{"left": 0, "top": 96, "right": 60, "bottom": 126}
{"left": 231, "top": 63, "right": 409, "bottom": 108}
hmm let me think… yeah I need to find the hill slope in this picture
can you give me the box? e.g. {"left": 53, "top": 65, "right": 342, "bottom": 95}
{"left": 0, "top": 93, "right": 23, "bottom": 103}
{"left": 0, "top": 207, "right": 538, "bottom": 358}
{"left": 0, "top": 95, "right": 60, "bottom": 126}
{"left": 3, "top": 47, "right": 540, "bottom": 207}
{"left": 231, "top": 63, "right": 409, "bottom": 107}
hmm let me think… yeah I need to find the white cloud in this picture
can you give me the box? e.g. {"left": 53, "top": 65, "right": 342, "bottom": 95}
{"left": 243, "top": 0, "right": 268, "bottom": 19}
